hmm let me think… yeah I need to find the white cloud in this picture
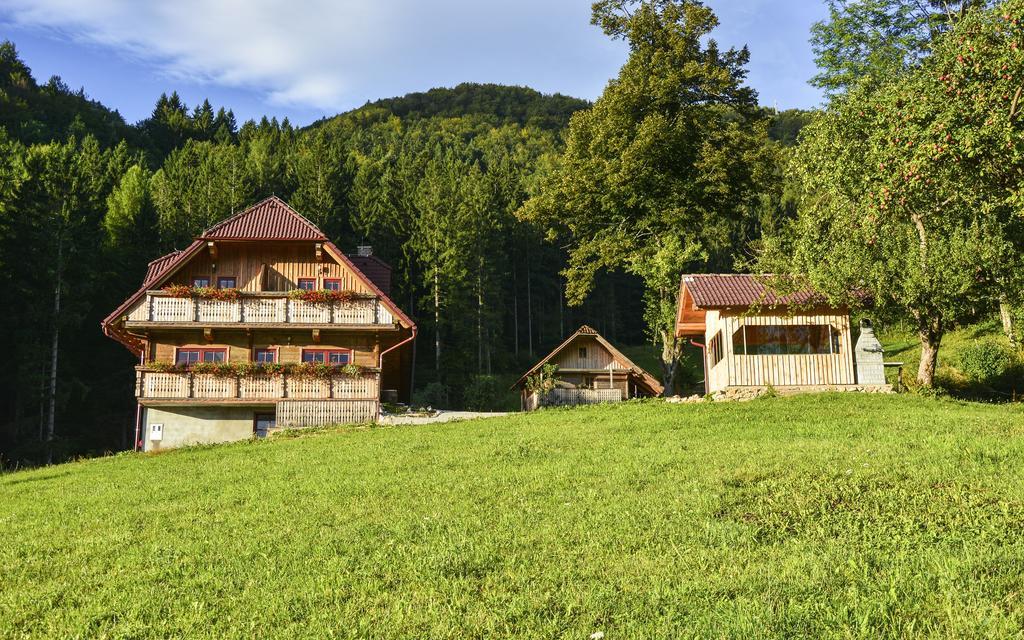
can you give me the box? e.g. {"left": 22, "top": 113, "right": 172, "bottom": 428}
{"left": 0, "top": 0, "right": 625, "bottom": 112}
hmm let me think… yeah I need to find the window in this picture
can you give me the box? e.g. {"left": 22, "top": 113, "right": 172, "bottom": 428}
{"left": 578, "top": 347, "right": 588, "bottom": 360}
{"left": 191, "top": 276, "right": 210, "bottom": 288}
{"left": 323, "top": 278, "right": 342, "bottom": 291}
{"left": 254, "top": 348, "right": 277, "bottom": 364}
{"left": 297, "top": 278, "right": 316, "bottom": 291}
{"left": 708, "top": 331, "right": 724, "bottom": 368}
{"left": 217, "top": 276, "right": 237, "bottom": 289}
{"left": 301, "top": 349, "right": 351, "bottom": 365}
{"left": 732, "top": 325, "right": 840, "bottom": 356}
{"left": 176, "top": 347, "right": 227, "bottom": 365}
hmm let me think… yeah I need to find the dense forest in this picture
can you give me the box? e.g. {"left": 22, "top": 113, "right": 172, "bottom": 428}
{"left": 0, "top": 42, "right": 693, "bottom": 464}
{"left": 2, "top": 0, "right": 1020, "bottom": 466}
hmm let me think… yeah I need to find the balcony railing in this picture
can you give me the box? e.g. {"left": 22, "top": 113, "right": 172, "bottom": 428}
{"left": 125, "top": 292, "right": 395, "bottom": 327}
{"left": 136, "top": 368, "right": 380, "bottom": 401}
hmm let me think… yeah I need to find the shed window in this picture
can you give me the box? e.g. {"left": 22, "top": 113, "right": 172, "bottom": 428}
{"left": 297, "top": 278, "right": 316, "bottom": 291}
{"left": 191, "top": 276, "right": 210, "bottom": 288}
{"left": 176, "top": 347, "right": 227, "bottom": 365}
{"left": 301, "top": 349, "right": 351, "bottom": 365}
{"left": 323, "top": 278, "right": 342, "bottom": 291}
{"left": 217, "top": 276, "right": 236, "bottom": 289}
{"left": 708, "top": 331, "right": 724, "bottom": 368}
{"left": 578, "top": 347, "right": 588, "bottom": 361}
{"left": 732, "top": 325, "right": 840, "bottom": 355}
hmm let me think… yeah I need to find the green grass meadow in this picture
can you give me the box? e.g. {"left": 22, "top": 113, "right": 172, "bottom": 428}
{"left": 3, "top": 394, "right": 1024, "bottom": 638}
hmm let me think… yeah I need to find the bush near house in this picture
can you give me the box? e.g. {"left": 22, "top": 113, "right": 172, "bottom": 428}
{"left": 2, "top": 394, "right": 1023, "bottom": 638}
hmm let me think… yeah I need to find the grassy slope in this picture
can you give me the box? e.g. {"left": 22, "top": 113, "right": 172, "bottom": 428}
{"left": 3, "top": 395, "right": 1024, "bottom": 638}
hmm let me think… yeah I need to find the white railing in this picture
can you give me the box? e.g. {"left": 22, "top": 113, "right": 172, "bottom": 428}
{"left": 127, "top": 292, "right": 393, "bottom": 326}
{"left": 136, "top": 369, "right": 380, "bottom": 401}
{"left": 526, "top": 388, "right": 622, "bottom": 410}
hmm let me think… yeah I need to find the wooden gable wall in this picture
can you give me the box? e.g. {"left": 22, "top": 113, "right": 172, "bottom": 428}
{"left": 550, "top": 336, "right": 628, "bottom": 371}
{"left": 167, "top": 242, "right": 374, "bottom": 294}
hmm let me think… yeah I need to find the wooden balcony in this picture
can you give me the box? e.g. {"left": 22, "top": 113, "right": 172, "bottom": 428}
{"left": 124, "top": 292, "right": 395, "bottom": 328}
{"left": 135, "top": 368, "right": 380, "bottom": 404}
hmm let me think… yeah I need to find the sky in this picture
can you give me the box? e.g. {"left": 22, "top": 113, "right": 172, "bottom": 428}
{"left": 0, "top": 1, "right": 829, "bottom": 127}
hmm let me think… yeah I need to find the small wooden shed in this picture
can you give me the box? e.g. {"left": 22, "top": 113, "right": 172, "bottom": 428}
{"left": 676, "top": 274, "right": 859, "bottom": 394}
{"left": 513, "top": 325, "right": 664, "bottom": 411}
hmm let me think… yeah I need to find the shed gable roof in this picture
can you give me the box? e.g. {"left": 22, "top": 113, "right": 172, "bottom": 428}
{"left": 681, "top": 274, "right": 822, "bottom": 309}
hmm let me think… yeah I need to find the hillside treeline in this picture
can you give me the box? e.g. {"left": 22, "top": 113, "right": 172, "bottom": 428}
{"left": 3, "top": 39, "right": 792, "bottom": 464}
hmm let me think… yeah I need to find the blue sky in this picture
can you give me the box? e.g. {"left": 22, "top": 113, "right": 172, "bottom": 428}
{"left": 0, "top": 1, "right": 829, "bottom": 126}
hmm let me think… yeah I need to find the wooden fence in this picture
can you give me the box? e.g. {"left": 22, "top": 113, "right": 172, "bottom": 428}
{"left": 277, "top": 400, "right": 378, "bottom": 427}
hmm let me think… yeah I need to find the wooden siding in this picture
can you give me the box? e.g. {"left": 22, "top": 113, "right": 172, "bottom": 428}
{"left": 551, "top": 336, "right": 628, "bottom": 371}
{"left": 169, "top": 242, "right": 374, "bottom": 294}
{"left": 704, "top": 310, "right": 855, "bottom": 392}
{"left": 277, "top": 400, "right": 377, "bottom": 427}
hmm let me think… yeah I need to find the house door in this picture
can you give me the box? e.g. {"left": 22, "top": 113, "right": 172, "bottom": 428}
{"left": 254, "top": 413, "right": 275, "bottom": 438}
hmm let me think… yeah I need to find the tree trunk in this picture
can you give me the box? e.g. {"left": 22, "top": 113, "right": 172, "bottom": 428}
{"left": 526, "top": 259, "right": 534, "bottom": 358}
{"left": 476, "top": 269, "right": 483, "bottom": 374}
{"left": 46, "top": 233, "right": 63, "bottom": 464}
{"left": 513, "top": 257, "right": 519, "bottom": 356}
{"left": 433, "top": 268, "right": 441, "bottom": 374}
{"left": 659, "top": 329, "right": 680, "bottom": 397}
{"left": 916, "top": 315, "right": 943, "bottom": 387}
{"left": 999, "top": 298, "right": 1015, "bottom": 344}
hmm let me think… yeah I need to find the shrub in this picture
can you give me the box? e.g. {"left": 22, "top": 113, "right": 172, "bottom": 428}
{"left": 413, "top": 382, "right": 449, "bottom": 409}
{"left": 525, "top": 363, "right": 559, "bottom": 395}
{"left": 463, "top": 375, "right": 500, "bottom": 411}
{"left": 958, "top": 340, "right": 1019, "bottom": 383}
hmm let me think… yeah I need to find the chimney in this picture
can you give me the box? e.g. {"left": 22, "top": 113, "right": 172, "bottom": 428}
{"left": 356, "top": 245, "right": 373, "bottom": 257}
{"left": 854, "top": 319, "right": 886, "bottom": 384}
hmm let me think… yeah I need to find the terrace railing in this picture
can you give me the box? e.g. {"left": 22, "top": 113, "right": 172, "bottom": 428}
{"left": 126, "top": 291, "right": 394, "bottom": 327}
{"left": 136, "top": 368, "right": 380, "bottom": 401}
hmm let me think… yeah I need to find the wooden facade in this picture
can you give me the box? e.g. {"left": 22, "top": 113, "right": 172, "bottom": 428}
{"left": 514, "top": 325, "right": 663, "bottom": 410}
{"left": 102, "top": 197, "right": 416, "bottom": 450}
{"left": 676, "top": 275, "right": 858, "bottom": 394}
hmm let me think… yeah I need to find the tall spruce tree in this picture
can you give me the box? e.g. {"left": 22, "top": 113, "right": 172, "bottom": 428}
{"left": 519, "top": 0, "right": 777, "bottom": 393}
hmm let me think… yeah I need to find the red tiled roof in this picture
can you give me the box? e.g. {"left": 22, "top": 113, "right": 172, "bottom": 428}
{"left": 201, "top": 196, "right": 327, "bottom": 241}
{"left": 681, "top": 274, "right": 822, "bottom": 309}
{"left": 143, "top": 250, "right": 182, "bottom": 284}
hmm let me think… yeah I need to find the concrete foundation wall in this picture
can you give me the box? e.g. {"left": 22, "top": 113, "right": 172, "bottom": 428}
{"left": 142, "top": 406, "right": 269, "bottom": 451}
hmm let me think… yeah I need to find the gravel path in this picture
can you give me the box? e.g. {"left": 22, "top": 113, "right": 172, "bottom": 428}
{"left": 379, "top": 411, "right": 510, "bottom": 425}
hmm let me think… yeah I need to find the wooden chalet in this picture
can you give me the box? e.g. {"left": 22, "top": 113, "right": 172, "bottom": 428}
{"left": 676, "top": 274, "right": 876, "bottom": 394}
{"left": 102, "top": 196, "right": 416, "bottom": 451}
{"left": 513, "top": 325, "right": 663, "bottom": 411}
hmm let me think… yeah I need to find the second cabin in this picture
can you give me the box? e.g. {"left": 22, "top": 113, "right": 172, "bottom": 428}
{"left": 676, "top": 274, "right": 889, "bottom": 394}
{"left": 514, "top": 325, "right": 663, "bottom": 410}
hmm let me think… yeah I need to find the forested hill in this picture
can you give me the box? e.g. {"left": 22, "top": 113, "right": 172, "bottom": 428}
{"left": 0, "top": 39, "right": 804, "bottom": 467}
{"left": 308, "top": 83, "right": 591, "bottom": 132}
{"left": 0, "top": 41, "right": 134, "bottom": 147}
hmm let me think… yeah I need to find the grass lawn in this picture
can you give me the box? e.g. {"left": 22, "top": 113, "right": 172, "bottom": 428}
{"left": 2, "top": 394, "right": 1024, "bottom": 638}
